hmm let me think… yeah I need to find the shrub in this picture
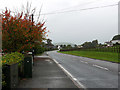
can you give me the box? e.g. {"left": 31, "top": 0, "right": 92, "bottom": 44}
{"left": 34, "top": 45, "right": 45, "bottom": 55}
{"left": 2, "top": 8, "right": 48, "bottom": 53}
{"left": 2, "top": 52, "right": 24, "bottom": 88}
{"left": 2, "top": 52, "right": 24, "bottom": 66}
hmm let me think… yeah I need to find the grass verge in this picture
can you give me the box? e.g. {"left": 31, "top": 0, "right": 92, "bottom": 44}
{"left": 58, "top": 51, "right": 119, "bottom": 63}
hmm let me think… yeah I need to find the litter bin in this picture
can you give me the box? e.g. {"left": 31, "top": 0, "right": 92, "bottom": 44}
{"left": 24, "top": 54, "right": 32, "bottom": 78}
{"left": 28, "top": 52, "right": 33, "bottom": 65}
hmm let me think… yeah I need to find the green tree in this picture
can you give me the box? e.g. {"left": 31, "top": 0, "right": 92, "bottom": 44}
{"left": 74, "top": 44, "right": 78, "bottom": 48}
{"left": 82, "top": 42, "right": 92, "bottom": 48}
{"left": 92, "top": 40, "right": 98, "bottom": 48}
{"left": 63, "top": 45, "right": 67, "bottom": 48}
{"left": 60, "top": 45, "right": 64, "bottom": 48}
{"left": 66, "top": 44, "right": 72, "bottom": 49}
{"left": 46, "top": 39, "right": 52, "bottom": 45}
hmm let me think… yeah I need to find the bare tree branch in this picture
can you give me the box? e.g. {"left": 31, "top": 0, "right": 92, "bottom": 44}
{"left": 36, "top": 4, "right": 43, "bottom": 23}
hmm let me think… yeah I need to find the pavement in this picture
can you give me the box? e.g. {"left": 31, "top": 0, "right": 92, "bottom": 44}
{"left": 18, "top": 53, "right": 81, "bottom": 89}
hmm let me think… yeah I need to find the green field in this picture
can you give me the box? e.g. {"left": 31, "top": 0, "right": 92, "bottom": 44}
{"left": 58, "top": 51, "right": 119, "bottom": 63}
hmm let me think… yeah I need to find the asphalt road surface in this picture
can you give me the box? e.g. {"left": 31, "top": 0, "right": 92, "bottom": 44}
{"left": 47, "top": 51, "right": 119, "bottom": 89}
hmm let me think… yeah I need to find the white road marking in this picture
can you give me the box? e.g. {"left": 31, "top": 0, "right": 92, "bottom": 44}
{"left": 80, "top": 60, "right": 109, "bottom": 71}
{"left": 53, "top": 59, "right": 86, "bottom": 89}
{"left": 80, "top": 61, "right": 88, "bottom": 64}
{"left": 49, "top": 61, "right": 53, "bottom": 63}
{"left": 45, "top": 60, "right": 50, "bottom": 62}
{"left": 93, "top": 64, "right": 109, "bottom": 71}
{"left": 84, "top": 62, "right": 88, "bottom": 64}
{"left": 81, "top": 61, "right": 84, "bottom": 63}
{"left": 73, "top": 78, "right": 77, "bottom": 81}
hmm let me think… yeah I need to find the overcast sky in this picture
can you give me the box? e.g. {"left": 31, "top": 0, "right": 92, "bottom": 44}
{"left": 0, "top": 0, "right": 119, "bottom": 45}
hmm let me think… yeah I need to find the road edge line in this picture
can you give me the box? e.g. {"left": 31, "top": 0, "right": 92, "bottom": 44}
{"left": 52, "top": 58, "right": 87, "bottom": 90}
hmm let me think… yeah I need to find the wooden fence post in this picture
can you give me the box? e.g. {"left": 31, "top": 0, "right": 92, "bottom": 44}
{"left": 116, "top": 47, "right": 119, "bottom": 53}
{"left": 114, "top": 47, "right": 115, "bottom": 53}
{"left": 118, "top": 47, "right": 119, "bottom": 53}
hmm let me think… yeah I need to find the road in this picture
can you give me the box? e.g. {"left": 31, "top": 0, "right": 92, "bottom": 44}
{"left": 47, "top": 51, "right": 119, "bottom": 89}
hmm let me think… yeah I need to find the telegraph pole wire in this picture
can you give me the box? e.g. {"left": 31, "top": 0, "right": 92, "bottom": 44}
{"left": 35, "top": 4, "right": 118, "bottom": 16}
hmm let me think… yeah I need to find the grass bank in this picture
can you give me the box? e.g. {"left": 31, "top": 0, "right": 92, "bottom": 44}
{"left": 58, "top": 51, "right": 119, "bottom": 63}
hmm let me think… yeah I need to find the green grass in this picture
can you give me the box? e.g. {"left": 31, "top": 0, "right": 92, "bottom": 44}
{"left": 58, "top": 51, "right": 119, "bottom": 63}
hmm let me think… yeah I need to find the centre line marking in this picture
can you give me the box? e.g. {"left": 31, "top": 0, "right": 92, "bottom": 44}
{"left": 81, "top": 61, "right": 84, "bottom": 62}
{"left": 80, "top": 61, "right": 88, "bottom": 64}
{"left": 84, "top": 62, "right": 88, "bottom": 64}
{"left": 93, "top": 64, "right": 109, "bottom": 71}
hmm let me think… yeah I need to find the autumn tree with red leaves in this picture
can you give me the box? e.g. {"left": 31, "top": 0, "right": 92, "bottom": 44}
{"left": 2, "top": 7, "right": 48, "bottom": 52}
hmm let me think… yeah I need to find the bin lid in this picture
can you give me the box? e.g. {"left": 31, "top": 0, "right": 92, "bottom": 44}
{"left": 28, "top": 52, "right": 32, "bottom": 55}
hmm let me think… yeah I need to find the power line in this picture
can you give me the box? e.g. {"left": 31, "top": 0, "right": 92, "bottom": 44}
{"left": 0, "top": 3, "right": 118, "bottom": 16}
{"left": 34, "top": 4, "right": 118, "bottom": 16}
{"left": 47, "top": 0, "right": 101, "bottom": 14}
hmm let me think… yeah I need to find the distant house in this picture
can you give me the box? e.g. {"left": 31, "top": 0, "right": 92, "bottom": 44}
{"left": 77, "top": 45, "right": 83, "bottom": 48}
{"left": 58, "top": 46, "right": 62, "bottom": 50}
{"left": 104, "top": 35, "right": 120, "bottom": 46}
{"left": 111, "top": 34, "right": 120, "bottom": 44}
{"left": 105, "top": 40, "right": 120, "bottom": 47}
{"left": 111, "top": 40, "right": 120, "bottom": 44}
{"left": 104, "top": 41, "right": 113, "bottom": 47}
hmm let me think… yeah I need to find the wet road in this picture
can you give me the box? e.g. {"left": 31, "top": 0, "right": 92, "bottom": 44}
{"left": 47, "top": 51, "right": 119, "bottom": 89}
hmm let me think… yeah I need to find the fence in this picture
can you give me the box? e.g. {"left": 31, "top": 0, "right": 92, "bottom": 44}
{"left": 60, "top": 46, "right": 120, "bottom": 53}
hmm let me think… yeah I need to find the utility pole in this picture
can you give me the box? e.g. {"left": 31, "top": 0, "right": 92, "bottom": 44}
{"left": 31, "top": 14, "right": 35, "bottom": 62}
{"left": 32, "top": 14, "right": 34, "bottom": 26}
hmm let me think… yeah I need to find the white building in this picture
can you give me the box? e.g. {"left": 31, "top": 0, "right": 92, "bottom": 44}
{"left": 58, "top": 46, "right": 62, "bottom": 51}
{"left": 111, "top": 40, "right": 120, "bottom": 44}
